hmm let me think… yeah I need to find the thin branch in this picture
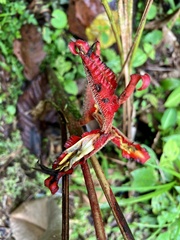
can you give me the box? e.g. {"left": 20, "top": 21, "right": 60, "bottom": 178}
{"left": 129, "top": 0, "right": 153, "bottom": 67}
{"left": 81, "top": 162, "right": 106, "bottom": 240}
{"left": 101, "top": 0, "right": 123, "bottom": 61}
{"left": 118, "top": 0, "right": 153, "bottom": 80}
{"left": 59, "top": 111, "right": 69, "bottom": 240}
{"left": 90, "top": 155, "right": 135, "bottom": 240}
{"left": 61, "top": 175, "right": 69, "bottom": 240}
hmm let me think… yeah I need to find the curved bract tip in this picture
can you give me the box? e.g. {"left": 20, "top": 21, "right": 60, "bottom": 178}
{"left": 137, "top": 73, "right": 151, "bottom": 91}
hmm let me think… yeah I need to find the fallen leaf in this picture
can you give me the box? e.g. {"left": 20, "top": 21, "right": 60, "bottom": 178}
{"left": 13, "top": 24, "right": 46, "bottom": 80}
{"left": 10, "top": 197, "right": 62, "bottom": 240}
{"left": 67, "top": 0, "right": 104, "bottom": 39}
{"left": 17, "top": 73, "right": 60, "bottom": 157}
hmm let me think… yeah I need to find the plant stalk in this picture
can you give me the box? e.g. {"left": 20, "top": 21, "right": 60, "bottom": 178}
{"left": 61, "top": 175, "right": 69, "bottom": 240}
{"left": 130, "top": 0, "right": 153, "bottom": 68}
{"left": 118, "top": 0, "right": 133, "bottom": 138}
{"left": 81, "top": 162, "right": 106, "bottom": 240}
{"left": 49, "top": 70, "right": 106, "bottom": 239}
{"left": 90, "top": 155, "right": 135, "bottom": 240}
{"left": 101, "top": 0, "right": 123, "bottom": 61}
{"left": 59, "top": 111, "right": 69, "bottom": 240}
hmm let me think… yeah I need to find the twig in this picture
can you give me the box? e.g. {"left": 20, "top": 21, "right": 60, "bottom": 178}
{"left": 81, "top": 162, "right": 106, "bottom": 240}
{"left": 59, "top": 111, "right": 69, "bottom": 240}
{"left": 90, "top": 155, "right": 135, "bottom": 240}
{"left": 130, "top": 0, "right": 153, "bottom": 67}
{"left": 101, "top": 0, "right": 123, "bottom": 61}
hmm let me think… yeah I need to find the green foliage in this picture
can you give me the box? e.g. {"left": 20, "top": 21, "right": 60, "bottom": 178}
{"left": 131, "top": 167, "right": 158, "bottom": 190}
{"left": 1, "top": 0, "right": 180, "bottom": 239}
{"left": 51, "top": 9, "right": 67, "bottom": 29}
{"left": 161, "top": 108, "right": 177, "bottom": 130}
{"left": 164, "top": 86, "right": 180, "bottom": 107}
{"left": 0, "top": 131, "right": 46, "bottom": 202}
{"left": 143, "top": 30, "right": 163, "bottom": 45}
{"left": 0, "top": 1, "right": 37, "bottom": 124}
{"left": 42, "top": 10, "right": 80, "bottom": 96}
{"left": 161, "top": 78, "right": 180, "bottom": 91}
{"left": 147, "top": 4, "right": 157, "bottom": 20}
{"left": 101, "top": 48, "right": 121, "bottom": 74}
{"left": 132, "top": 48, "right": 148, "bottom": 67}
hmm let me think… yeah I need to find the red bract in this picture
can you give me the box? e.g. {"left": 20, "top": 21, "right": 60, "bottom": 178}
{"left": 42, "top": 40, "right": 151, "bottom": 194}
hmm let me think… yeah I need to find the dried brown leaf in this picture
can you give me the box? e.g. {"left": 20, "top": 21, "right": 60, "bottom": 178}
{"left": 28, "top": 0, "right": 51, "bottom": 24}
{"left": 10, "top": 197, "right": 62, "bottom": 240}
{"left": 17, "top": 73, "right": 60, "bottom": 157}
{"left": 67, "top": 0, "right": 104, "bottom": 39}
{"left": 13, "top": 24, "right": 46, "bottom": 80}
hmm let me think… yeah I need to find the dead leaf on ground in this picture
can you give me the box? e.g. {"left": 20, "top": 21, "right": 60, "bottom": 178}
{"left": 28, "top": 0, "right": 51, "bottom": 24}
{"left": 10, "top": 197, "right": 62, "bottom": 240}
{"left": 13, "top": 24, "right": 46, "bottom": 80}
{"left": 17, "top": 73, "right": 60, "bottom": 158}
{"left": 67, "top": 0, "right": 104, "bottom": 39}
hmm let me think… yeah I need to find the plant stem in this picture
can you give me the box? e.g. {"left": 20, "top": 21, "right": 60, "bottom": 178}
{"left": 118, "top": 0, "right": 153, "bottom": 80}
{"left": 59, "top": 111, "right": 69, "bottom": 240}
{"left": 49, "top": 70, "right": 105, "bottom": 239}
{"left": 118, "top": 0, "right": 133, "bottom": 138}
{"left": 129, "top": 0, "right": 153, "bottom": 67}
{"left": 81, "top": 162, "right": 106, "bottom": 240}
{"left": 101, "top": 0, "right": 123, "bottom": 61}
{"left": 90, "top": 155, "right": 135, "bottom": 240}
{"left": 62, "top": 175, "right": 69, "bottom": 240}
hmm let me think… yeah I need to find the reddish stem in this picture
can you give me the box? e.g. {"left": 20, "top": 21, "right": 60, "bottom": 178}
{"left": 90, "top": 155, "right": 135, "bottom": 240}
{"left": 62, "top": 175, "right": 69, "bottom": 240}
{"left": 59, "top": 111, "right": 69, "bottom": 240}
{"left": 81, "top": 162, "right": 106, "bottom": 240}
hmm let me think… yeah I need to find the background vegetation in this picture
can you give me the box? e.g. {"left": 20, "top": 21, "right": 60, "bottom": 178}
{"left": 0, "top": 0, "right": 180, "bottom": 239}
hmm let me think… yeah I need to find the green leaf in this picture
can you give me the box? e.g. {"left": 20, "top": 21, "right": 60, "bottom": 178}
{"left": 131, "top": 167, "right": 158, "bottom": 190}
{"left": 164, "top": 86, "right": 180, "bottom": 107}
{"left": 161, "top": 108, "right": 177, "bottom": 130}
{"left": 147, "top": 4, "right": 157, "bottom": 20}
{"left": 143, "top": 93, "right": 158, "bottom": 108}
{"left": 0, "top": 41, "right": 8, "bottom": 56}
{"left": 64, "top": 79, "right": 78, "bottom": 95}
{"left": 55, "top": 38, "right": 66, "bottom": 52}
{"left": 7, "top": 105, "right": 16, "bottom": 115}
{"left": 51, "top": 9, "right": 67, "bottom": 29}
{"left": 54, "top": 57, "right": 72, "bottom": 76}
{"left": 132, "top": 48, "right": 147, "bottom": 67}
{"left": 144, "top": 30, "right": 163, "bottom": 45}
{"left": 143, "top": 42, "right": 155, "bottom": 60}
{"left": 157, "top": 230, "right": 170, "bottom": 239}
{"left": 170, "top": 219, "right": 180, "bottom": 239}
{"left": 160, "top": 139, "right": 180, "bottom": 181}
{"left": 177, "top": 111, "right": 180, "bottom": 126}
{"left": 163, "top": 134, "right": 180, "bottom": 143}
{"left": 42, "top": 26, "right": 52, "bottom": 44}
{"left": 101, "top": 32, "right": 109, "bottom": 44}
{"left": 118, "top": 182, "right": 174, "bottom": 206}
{"left": 157, "top": 210, "right": 178, "bottom": 226}
{"left": 160, "top": 78, "right": 180, "bottom": 91}
{"left": 162, "top": 139, "right": 179, "bottom": 161}
{"left": 0, "top": 0, "right": 6, "bottom": 4}
{"left": 151, "top": 193, "right": 169, "bottom": 214}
